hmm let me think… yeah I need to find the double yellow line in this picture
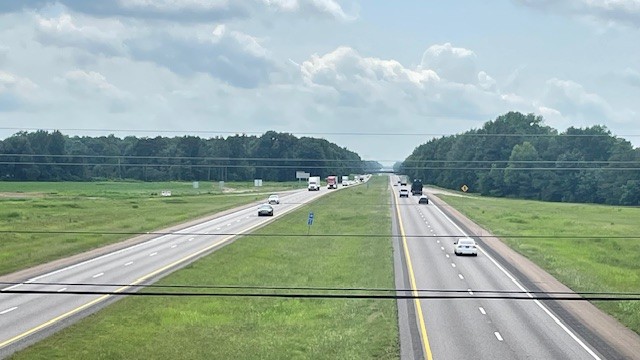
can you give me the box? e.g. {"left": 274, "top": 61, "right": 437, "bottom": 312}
{"left": 394, "top": 191, "right": 434, "bottom": 360}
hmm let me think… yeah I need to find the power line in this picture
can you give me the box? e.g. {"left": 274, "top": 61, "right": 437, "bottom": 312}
{"left": 3, "top": 281, "right": 638, "bottom": 297}
{"left": 2, "top": 127, "right": 639, "bottom": 138}
{"left": 0, "top": 230, "right": 638, "bottom": 239}
{"left": 1, "top": 288, "right": 638, "bottom": 301}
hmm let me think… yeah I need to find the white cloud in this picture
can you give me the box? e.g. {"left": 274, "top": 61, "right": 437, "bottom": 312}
{"left": 59, "top": 70, "right": 132, "bottom": 112}
{"left": 0, "top": 71, "right": 38, "bottom": 111}
{"left": 420, "top": 43, "right": 478, "bottom": 84}
{"left": 514, "top": 0, "right": 640, "bottom": 27}
{"left": 127, "top": 24, "right": 277, "bottom": 88}
{"left": 263, "top": 0, "right": 354, "bottom": 20}
{"left": 543, "top": 78, "right": 619, "bottom": 124}
{"left": 33, "top": 10, "right": 277, "bottom": 88}
{"left": 35, "top": 12, "right": 128, "bottom": 56}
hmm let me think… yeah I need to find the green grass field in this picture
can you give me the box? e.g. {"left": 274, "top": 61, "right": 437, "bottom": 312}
{"left": 11, "top": 176, "right": 399, "bottom": 359}
{"left": 439, "top": 194, "right": 640, "bottom": 334}
{"left": 0, "top": 181, "right": 303, "bottom": 276}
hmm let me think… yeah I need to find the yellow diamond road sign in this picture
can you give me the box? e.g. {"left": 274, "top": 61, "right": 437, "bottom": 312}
{"left": 461, "top": 184, "right": 469, "bottom": 192}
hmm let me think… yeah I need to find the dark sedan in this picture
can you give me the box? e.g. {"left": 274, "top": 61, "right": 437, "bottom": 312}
{"left": 258, "top": 203, "right": 274, "bottom": 216}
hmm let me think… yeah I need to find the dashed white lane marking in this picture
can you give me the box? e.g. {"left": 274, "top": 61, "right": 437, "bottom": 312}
{"left": 440, "top": 247, "right": 445, "bottom": 251}
{"left": 436, "top": 240, "right": 440, "bottom": 243}
{"left": 57, "top": 288, "right": 67, "bottom": 293}
{"left": 479, "top": 307, "right": 486, "bottom": 315}
{"left": 171, "top": 244, "right": 177, "bottom": 248}
{"left": 236, "top": 219, "right": 240, "bottom": 222}
{"left": 216, "top": 227, "right": 221, "bottom": 230}
{"left": 495, "top": 332, "right": 504, "bottom": 341}
{"left": 445, "top": 254, "right": 450, "bottom": 258}
{"left": 246, "top": 216, "right": 250, "bottom": 219}
{"left": 468, "top": 289, "right": 473, "bottom": 295}
{"left": 188, "top": 238, "right": 194, "bottom": 242}
{"left": 458, "top": 274, "right": 464, "bottom": 280}
{"left": 124, "top": 261, "right": 133, "bottom": 266}
{"left": 451, "top": 263, "right": 456, "bottom": 268}
{"left": 149, "top": 252, "right": 158, "bottom": 257}
{"left": 92, "top": 273, "right": 104, "bottom": 279}
{"left": 0, "top": 307, "right": 18, "bottom": 315}
{"left": 226, "top": 223, "right": 231, "bottom": 227}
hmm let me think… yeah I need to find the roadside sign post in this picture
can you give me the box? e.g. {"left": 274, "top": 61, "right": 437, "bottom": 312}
{"left": 307, "top": 212, "right": 314, "bottom": 235}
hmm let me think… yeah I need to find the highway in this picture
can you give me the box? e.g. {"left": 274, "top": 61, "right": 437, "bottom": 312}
{"left": 0, "top": 187, "right": 328, "bottom": 356}
{"left": 391, "top": 176, "right": 610, "bottom": 360}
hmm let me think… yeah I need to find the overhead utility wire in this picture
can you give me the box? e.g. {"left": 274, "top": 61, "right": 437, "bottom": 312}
{"left": 2, "top": 127, "right": 639, "bottom": 138}
{"left": 0, "top": 230, "right": 637, "bottom": 239}
{"left": 2, "top": 281, "right": 638, "bottom": 297}
{"left": 1, "top": 288, "right": 638, "bottom": 301}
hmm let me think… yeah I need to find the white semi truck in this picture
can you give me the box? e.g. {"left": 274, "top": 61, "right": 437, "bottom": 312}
{"left": 308, "top": 176, "right": 321, "bottom": 191}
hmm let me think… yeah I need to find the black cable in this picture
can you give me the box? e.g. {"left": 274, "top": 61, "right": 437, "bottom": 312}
{"left": 0, "top": 230, "right": 637, "bottom": 239}
{"left": 2, "top": 281, "right": 639, "bottom": 297}
{"left": 1, "top": 289, "right": 638, "bottom": 301}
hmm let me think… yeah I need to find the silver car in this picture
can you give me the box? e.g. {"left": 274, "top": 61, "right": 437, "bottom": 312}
{"left": 268, "top": 194, "right": 280, "bottom": 205}
{"left": 454, "top": 238, "right": 478, "bottom": 256}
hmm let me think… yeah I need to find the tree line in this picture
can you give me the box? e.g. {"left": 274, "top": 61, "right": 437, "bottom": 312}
{"left": 0, "top": 130, "right": 380, "bottom": 182}
{"left": 400, "top": 111, "right": 640, "bottom": 206}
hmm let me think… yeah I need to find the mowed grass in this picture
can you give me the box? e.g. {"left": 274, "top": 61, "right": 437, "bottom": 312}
{"left": 12, "top": 176, "right": 399, "bottom": 360}
{"left": 0, "top": 181, "right": 303, "bottom": 276}
{"left": 439, "top": 194, "right": 640, "bottom": 334}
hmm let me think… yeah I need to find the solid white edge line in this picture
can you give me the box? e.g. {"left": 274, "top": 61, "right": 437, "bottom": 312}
{"left": 0, "top": 307, "right": 18, "bottom": 315}
{"left": 431, "top": 201, "right": 602, "bottom": 360}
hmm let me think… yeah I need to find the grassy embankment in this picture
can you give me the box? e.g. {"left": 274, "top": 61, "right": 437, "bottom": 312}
{"left": 439, "top": 194, "right": 640, "bottom": 334}
{"left": 12, "top": 176, "right": 399, "bottom": 359}
{"left": 0, "top": 181, "right": 302, "bottom": 276}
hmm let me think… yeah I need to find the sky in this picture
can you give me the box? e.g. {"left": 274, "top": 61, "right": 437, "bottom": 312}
{"left": 1, "top": 0, "right": 639, "bottom": 165}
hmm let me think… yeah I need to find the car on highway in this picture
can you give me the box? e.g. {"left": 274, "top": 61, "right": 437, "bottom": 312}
{"left": 454, "top": 238, "right": 478, "bottom": 256}
{"left": 399, "top": 188, "right": 409, "bottom": 198}
{"left": 268, "top": 194, "right": 280, "bottom": 205}
{"left": 257, "top": 203, "right": 274, "bottom": 216}
{"left": 418, "top": 195, "right": 429, "bottom": 204}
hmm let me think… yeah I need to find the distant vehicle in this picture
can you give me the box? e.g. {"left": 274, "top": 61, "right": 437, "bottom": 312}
{"left": 400, "top": 180, "right": 407, "bottom": 186}
{"left": 258, "top": 204, "right": 273, "bottom": 216}
{"left": 308, "top": 176, "right": 321, "bottom": 191}
{"left": 411, "top": 179, "right": 423, "bottom": 195}
{"left": 454, "top": 238, "right": 478, "bottom": 256}
{"left": 341, "top": 175, "right": 349, "bottom": 186}
{"left": 399, "top": 188, "right": 409, "bottom": 198}
{"left": 268, "top": 194, "right": 280, "bottom": 204}
{"left": 327, "top": 175, "right": 338, "bottom": 189}
{"left": 258, "top": 203, "right": 274, "bottom": 216}
{"left": 418, "top": 195, "right": 429, "bottom": 204}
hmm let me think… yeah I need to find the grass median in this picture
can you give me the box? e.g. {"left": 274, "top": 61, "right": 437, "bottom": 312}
{"left": 0, "top": 181, "right": 301, "bottom": 276}
{"left": 12, "top": 176, "right": 399, "bottom": 359}
{"left": 438, "top": 193, "right": 640, "bottom": 334}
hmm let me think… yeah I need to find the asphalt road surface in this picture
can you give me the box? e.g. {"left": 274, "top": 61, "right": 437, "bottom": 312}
{"left": 391, "top": 176, "right": 622, "bottom": 360}
{"left": 0, "top": 187, "right": 330, "bottom": 357}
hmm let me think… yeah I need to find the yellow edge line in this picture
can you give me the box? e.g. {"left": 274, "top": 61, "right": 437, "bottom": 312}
{"left": 0, "top": 211, "right": 276, "bottom": 349}
{"left": 394, "top": 191, "right": 433, "bottom": 360}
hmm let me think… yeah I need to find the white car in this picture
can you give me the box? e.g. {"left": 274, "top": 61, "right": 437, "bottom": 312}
{"left": 454, "top": 238, "right": 478, "bottom": 256}
{"left": 268, "top": 194, "right": 280, "bottom": 205}
{"left": 399, "top": 188, "right": 409, "bottom": 198}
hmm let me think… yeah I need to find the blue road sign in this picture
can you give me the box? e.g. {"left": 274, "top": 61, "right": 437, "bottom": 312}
{"left": 307, "top": 212, "right": 314, "bottom": 226}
